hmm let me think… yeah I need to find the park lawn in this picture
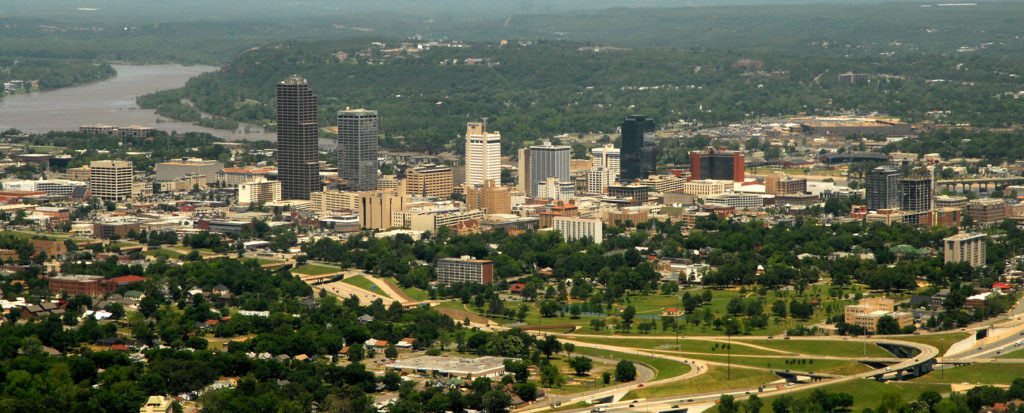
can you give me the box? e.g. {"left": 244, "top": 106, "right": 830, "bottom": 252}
{"left": 892, "top": 332, "right": 971, "bottom": 354}
{"left": 292, "top": 263, "right": 341, "bottom": 276}
{"left": 572, "top": 347, "right": 692, "bottom": 381}
{"left": 623, "top": 366, "right": 780, "bottom": 400}
{"left": 146, "top": 249, "right": 182, "bottom": 259}
{"left": 912, "top": 363, "right": 1024, "bottom": 385}
{"left": 570, "top": 336, "right": 778, "bottom": 356}
{"left": 706, "top": 380, "right": 950, "bottom": 413}
{"left": 255, "top": 258, "right": 283, "bottom": 265}
{"left": 341, "top": 276, "right": 390, "bottom": 297}
{"left": 741, "top": 339, "right": 893, "bottom": 358}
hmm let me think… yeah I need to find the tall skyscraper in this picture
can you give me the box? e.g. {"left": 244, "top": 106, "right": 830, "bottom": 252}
{"left": 465, "top": 122, "right": 501, "bottom": 187}
{"left": 899, "top": 176, "right": 933, "bottom": 212}
{"left": 338, "top": 108, "right": 379, "bottom": 191}
{"left": 866, "top": 165, "right": 900, "bottom": 211}
{"left": 517, "top": 147, "right": 531, "bottom": 194}
{"left": 688, "top": 148, "right": 745, "bottom": 182}
{"left": 529, "top": 141, "right": 570, "bottom": 197}
{"left": 592, "top": 143, "right": 621, "bottom": 182}
{"left": 620, "top": 115, "right": 656, "bottom": 181}
{"left": 276, "top": 76, "right": 320, "bottom": 200}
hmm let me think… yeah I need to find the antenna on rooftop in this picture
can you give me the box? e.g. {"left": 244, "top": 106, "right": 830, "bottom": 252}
{"left": 481, "top": 117, "right": 488, "bottom": 131}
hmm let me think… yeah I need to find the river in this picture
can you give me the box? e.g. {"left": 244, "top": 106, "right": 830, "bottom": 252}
{"left": 0, "top": 64, "right": 298, "bottom": 143}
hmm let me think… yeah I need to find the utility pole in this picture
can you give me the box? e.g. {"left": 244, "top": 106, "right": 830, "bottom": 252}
{"left": 728, "top": 334, "right": 732, "bottom": 380}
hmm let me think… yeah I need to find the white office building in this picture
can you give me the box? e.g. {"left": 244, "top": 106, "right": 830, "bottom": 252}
{"left": 552, "top": 216, "right": 603, "bottom": 244}
{"left": 465, "top": 122, "right": 501, "bottom": 187}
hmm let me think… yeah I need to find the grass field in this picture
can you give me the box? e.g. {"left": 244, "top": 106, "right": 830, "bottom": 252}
{"left": 569, "top": 336, "right": 779, "bottom": 356}
{"left": 572, "top": 347, "right": 692, "bottom": 381}
{"left": 688, "top": 354, "right": 873, "bottom": 376}
{"left": 741, "top": 339, "right": 893, "bottom": 358}
{"left": 292, "top": 263, "right": 341, "bottom": 276}
{"left": 997, "top": 347, "right": 1024, "bottom": 359}
{"left": 145, "top": 249, "right": 182, "bottom": 259}
{"left": 386, "top": 277, "right": 430, "bottom": 301}
{"left": 891, "top": 332, "right": 972, "bottom": 354}
{"left": 912, "top": 363, "right": 1024, "bottom": 385}
{"left": 342, "top": 276, "right": 389, "bottom": 297}
{"left": 622, "top": 366, "right": 780, "bottom": 400}
{"left": 255, "top": 258, "right": 283, "bottom": 265}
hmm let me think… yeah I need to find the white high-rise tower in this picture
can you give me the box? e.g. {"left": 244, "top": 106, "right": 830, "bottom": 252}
{"left": 465, "top": 121, "right": 501, "bottom": 187}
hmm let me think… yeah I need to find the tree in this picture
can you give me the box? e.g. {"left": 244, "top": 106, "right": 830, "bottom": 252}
{"left": 563, "top": 342, "right": 575, "bottom": 358}
{"left": 876, "top": 315, "right": 901, "bottom": 335}
{"left": 482, "top": 389, "right": 512, "bottom": 413}
{"left": 538, "top": 336, "right": 562, "bottom": 358}
{"left": 383, "top": 371, "right": 402, "bottom": 391}
{"left": 539, "top": 364, "right": 564, "bottom": 387}
{"left": 772, "top": 300, "right": 788, "bottom": 318}
{"left": 621, "top": 305, "right": 636, "bottom": 330}
{"left": 745, "top": 394, "right": 763, "bottom": 413}
{"left": 568, "top": 356, "right": 594, "bottom": 376}
{"left": 348, "top": 343, "right": 364, "bottom": 362}
{"left": 615, "top": 360, "right": 636, "bottom": 382}
{"left": 385, "top": 343, "right": 398, "bottom": 359}
{"left": 539, "top": 300, "right": 561, "bottom": 317}
{"left": 719, "top": 395, "right": 737, "bottom": 413}
{"left": 602, "top": 371, "right": 611, "bottom": 384}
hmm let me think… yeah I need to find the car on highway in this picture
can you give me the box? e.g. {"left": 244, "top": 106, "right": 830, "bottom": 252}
{"left": 638, "top": 384, "right": 645, "bottom": 388}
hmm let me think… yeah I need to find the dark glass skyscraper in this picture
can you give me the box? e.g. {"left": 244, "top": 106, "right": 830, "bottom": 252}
{"left": 620, "top": 115, "right": 656, "bottom": 181}
{"left": 276, "top": 76, "right": 320, "bottom": 200}
{"left": 337, "top": 109, "right": 379, "bottom": 191}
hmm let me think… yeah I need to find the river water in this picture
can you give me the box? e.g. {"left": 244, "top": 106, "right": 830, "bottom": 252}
{"left": 0, "top": 64, "right": 289, "bottom": 143}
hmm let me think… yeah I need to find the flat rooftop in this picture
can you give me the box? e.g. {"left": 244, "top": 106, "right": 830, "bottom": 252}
{"left": 387, "top": 356, "right": 511, "bottom": 375}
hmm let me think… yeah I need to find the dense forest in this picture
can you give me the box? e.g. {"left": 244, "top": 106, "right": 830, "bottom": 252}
{"left": 0, "top": 58, "right": 115, "bottom": 92}
{"left": 138, "top": 38, "right": 1024, "bottom": 154}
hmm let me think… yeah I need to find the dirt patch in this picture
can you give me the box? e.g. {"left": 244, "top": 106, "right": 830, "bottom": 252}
{"left": 379, "top": 278, "right": 413, "bottom": 302}
{"left": 522, "top": 324, "right": 576, "bottom": 332}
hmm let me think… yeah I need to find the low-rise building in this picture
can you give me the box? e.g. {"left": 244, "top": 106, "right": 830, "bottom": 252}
{"left": 552, "top": 216, "right": 603, "bottom": 244}
{"left": 385, "top": 356, "right": 511, "bottom": 378}
{"left": 844, "top": 297, "right": 912, "bottom": 333}
{"left": 238, "top": 179, "right": 282, "bottom": 206}
{"left": 968, "top": 198, "right": 1006, "bottom": 226}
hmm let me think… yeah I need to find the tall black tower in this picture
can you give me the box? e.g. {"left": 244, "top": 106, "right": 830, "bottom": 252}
{"left": 276, "top": 76, "right": 321, "bottom": 200}
{"left": 620, "top": 115, "right": 656, "bottom": 181}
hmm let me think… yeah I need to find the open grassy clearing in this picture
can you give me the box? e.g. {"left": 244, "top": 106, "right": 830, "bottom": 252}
{"left": 569, "top": 336, "right": 779, "bottom": 355}
{"left": 622, "top": 366, "right": 780, "bottom": 400}
{"left": 341, "top": 275, "right": 389, "bottom": 297}
{"left": 741, "top": 339, "right": 893, "bottom": 358}
{"left": 292, "top": 263, "right": 341, "bottom": 276}
{"left": 572, "top": 347, "right": 692, "bottom": 381}
{"left": 385, "top": 277, "right": 429, "bottom": 301}
{"left": 892, "top": 332, "right": 971, "bottom": 354}
{"left": 145, "top": 248, "right": 182, "bottom": 259}
{"left": 912, "top": 363, "right": 1024, "bottom": 385}
{"left": 686, "top": 354, "right": 874, "bottom": 376}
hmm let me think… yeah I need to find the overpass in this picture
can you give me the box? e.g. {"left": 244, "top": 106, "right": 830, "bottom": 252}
{"left": 936, "top": 176, "right": 1024, "bottom": 193}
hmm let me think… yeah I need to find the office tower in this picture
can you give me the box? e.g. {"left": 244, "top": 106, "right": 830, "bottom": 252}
{"left": 465, "top": 122, "right": 501, "bottom": 186}
{"left": 338, "top": 108, "right": 379, "bottom": 191}
{"left": 688, "top": 148, "right": 745, "bottom": 182}
{"left": 276, "top": 76, "right": 320, "bottom": 200}
{"left": 899, "top": 176, "right": 933, "bottom": 212}
{"left": 528, "top": 141, "right": 571, "bottom": 197}
{"left": 592, "top": 143, "right": 621, "bottom": 181}
{"left": 359, "top": 191, "right": 407, "bottom": 230}
{"left": 89, "top": 160, "right": 133, "bottom": 201}
{"left": 405, "top": 164, "right": 453, "bottom": 198}
{"left": 517, "top": 147, "right": 531, "bottom": 194}
{"left": 943, "top": 233, "right": 986, "bottom": 267}
{"left": 466, "top": 180, "right": 511, "bottom": 214}
{"left": 620, "top": 115, "right": 656, "bottom": 181}
{"left": 237, "top": 178, "right": 282, "bottom": 206}
{"left": 866, "top": 165, "right": 900, "bottom": 210}
{"left": 764, "top": 172, "right": 807, "bottom": 196}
